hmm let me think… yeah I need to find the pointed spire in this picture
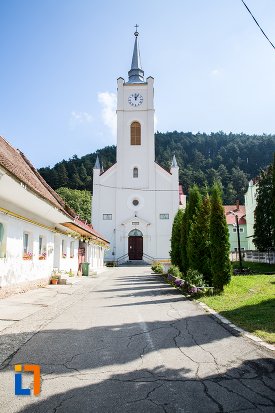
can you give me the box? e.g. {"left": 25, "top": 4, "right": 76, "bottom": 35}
{"left": 128, "top": 25, "right": 144, "bottom": 83}
{"left": 94, "top": 155, "right": 100, "bottom": 169}
{"left": 171, "top": 155, "right": 178, "bottom": 168}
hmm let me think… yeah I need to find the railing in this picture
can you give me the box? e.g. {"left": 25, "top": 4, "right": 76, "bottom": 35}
{"left": 243, "top": 250, "right": 275, "bottom": 264}
{"left": 116, "top": 253, "right": 129, "bottom": 266}
{"left": 142, "top": 253, "right": 155, "bottom": 264}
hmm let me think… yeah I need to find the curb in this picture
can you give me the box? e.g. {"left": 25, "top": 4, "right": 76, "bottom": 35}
{"left": 197, "top": 301, "right": 275, "bottom": 352}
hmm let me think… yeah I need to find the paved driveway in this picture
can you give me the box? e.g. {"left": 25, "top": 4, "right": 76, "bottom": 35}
{"left": 0, "top": 266, "right": 274, "bottom": 412}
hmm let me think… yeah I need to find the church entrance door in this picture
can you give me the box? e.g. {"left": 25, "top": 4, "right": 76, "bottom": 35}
{"left": 128, "top": 229, "right": 143, "bottom": 260}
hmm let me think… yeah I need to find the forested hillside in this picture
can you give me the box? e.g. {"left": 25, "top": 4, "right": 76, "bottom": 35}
{"left": 38, "top": 131, "right": 275, "bottom": 203}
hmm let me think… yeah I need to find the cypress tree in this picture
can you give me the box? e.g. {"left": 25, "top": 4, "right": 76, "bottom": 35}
{"left": 180, "top": 207, "right": 189, "bottom": 274}
{"left": 188, "top": 194, "right": 212, "bottom": 285}
{"left": 181, "top": 186, "right": 202, "bottom": 274}
{"left": 253, "top": 166, "right": 273, "bottom": 251}
{"left": 170, "top": 209, "right": 184, "bottom": 268}
{"left": 210, "top": 183, "right": 232, "bottom": 291}
{"left": 272, "top": 154, "right": 275, "bottom": 249}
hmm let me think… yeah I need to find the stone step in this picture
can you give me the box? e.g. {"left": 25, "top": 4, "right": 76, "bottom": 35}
{"left": 119, "top": 260, "right": 150, "bottom": 266}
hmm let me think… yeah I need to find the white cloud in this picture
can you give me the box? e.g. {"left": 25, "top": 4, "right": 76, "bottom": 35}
{"left": 98, "top": 92, "right": 117, "bottom": 136}
{"left": 70, "top": 111, "right": 94, "bottom": 124}
{"left": 211, "top": 69, "right": 220, "bottom": 76}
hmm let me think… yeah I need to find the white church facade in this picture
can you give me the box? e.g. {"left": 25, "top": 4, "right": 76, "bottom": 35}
{"left": 92, "top": 29, "right": 186, "bottom": 264}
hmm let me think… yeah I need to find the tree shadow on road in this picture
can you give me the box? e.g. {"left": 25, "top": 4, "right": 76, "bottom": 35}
{"left": 15, "top": 358, "right": 275, "bottom": 413}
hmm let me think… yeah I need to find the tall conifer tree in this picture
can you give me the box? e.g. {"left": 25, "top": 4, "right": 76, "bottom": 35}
{"left": 272, "top": 153, "right": 275, "bottom": 249}
{"left": 210, "top": 183, "right": 232, "bottom": 291}
{"left": 181, "top": 186, "right": 202, "bottom": 274}
{"left": 253, "top": 166, "right": 273, "bottom": 251}
{"left": 188, "top": 194, "right": 212, "bottom": 285}
{"left": 170, "top": 209, "right": 184, "bottom": 268}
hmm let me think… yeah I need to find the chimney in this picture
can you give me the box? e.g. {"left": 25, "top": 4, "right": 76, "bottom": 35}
{"left": 236, "top": 200, "right": 239, "bottom": 210}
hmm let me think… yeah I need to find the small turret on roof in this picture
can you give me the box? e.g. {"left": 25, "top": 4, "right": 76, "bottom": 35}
{"left": 94, "top": 155, "right": 101, "bottom": 169}
{"left": 171, "top": 154, "right": 178, "bottom": 168}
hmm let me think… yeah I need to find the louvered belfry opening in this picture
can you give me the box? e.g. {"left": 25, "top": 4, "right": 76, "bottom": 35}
{"left": 130, "top": 122, "right": 141, "bottom": 145}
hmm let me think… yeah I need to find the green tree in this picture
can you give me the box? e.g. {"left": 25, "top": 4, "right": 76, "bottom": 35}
{"left": 253, "top": 166, "right": 273, "bottom": 251}
{"left": 188, "top": 194, "right": 212, "bottom": 285}
{"left": 181, "top": 186, "right": 202, "bottom": 274}
{"left": 273, "top": 153, "right": 275, "bottom": 249}
{"left": 56, "top": 163, "right": 69, "bottom": 187}
{"left": 210, "top": 183, "right": 232, "bottom": 291}
{"left": 170, "top": 209, "right": 184, "bottom": 268}
{"left": 180, "top": 208, "right": 189, "bottom": 274}
{"left": 56, "top": 187, "right": 92, "bottom": 223}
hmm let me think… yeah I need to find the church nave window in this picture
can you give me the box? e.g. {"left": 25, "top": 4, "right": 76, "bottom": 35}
{"left": 133, "top": 167, "right": 138, "bottom": 178}
{"left": 160, "top": 214, "right": 169, "bottom": 220}
{"left": 103, "top": 214, "right": 112, "bottom": 220}
{"left": 130, "top": 122, "right": 141, "bottom": 145}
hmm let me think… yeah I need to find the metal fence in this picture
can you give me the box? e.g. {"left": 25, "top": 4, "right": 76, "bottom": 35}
{"left": 241, "top": 250, "right": 275, "bottom": 264}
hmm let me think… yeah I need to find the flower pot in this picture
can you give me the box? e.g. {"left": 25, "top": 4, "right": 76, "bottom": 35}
{"left": 51, "top": 279, "right": 58, "bottom": 285}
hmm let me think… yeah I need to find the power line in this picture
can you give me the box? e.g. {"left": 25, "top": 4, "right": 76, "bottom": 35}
{"left": 94, "top": 183, "right": 179, "bottom": 192}
{"left": 241, "top": 0, "right": 275, "bottom": 51}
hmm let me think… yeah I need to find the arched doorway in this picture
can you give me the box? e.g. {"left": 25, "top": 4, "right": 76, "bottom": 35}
{"left": 128, "top": 229, "right": 143, "bottom": 260}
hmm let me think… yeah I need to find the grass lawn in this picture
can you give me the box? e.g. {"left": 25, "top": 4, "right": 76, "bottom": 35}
{"left": 232, "top": 261, "right": 275, "bottom": 273}
{"left": 199, "top": 274, "right": 275, "bottom": 344}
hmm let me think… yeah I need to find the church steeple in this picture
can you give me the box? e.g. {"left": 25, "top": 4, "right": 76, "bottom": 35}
{"left": 128, "top": 25, "right": 144, "bottom": 83}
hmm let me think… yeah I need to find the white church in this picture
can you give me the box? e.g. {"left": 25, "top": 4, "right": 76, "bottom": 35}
{"left": 92, "top": 29, "right": 186, "bottom": 264}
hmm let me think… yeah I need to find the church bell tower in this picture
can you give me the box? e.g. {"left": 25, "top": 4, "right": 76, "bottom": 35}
{"left": 116, "top": 27, "right": 155, "bottom": 190}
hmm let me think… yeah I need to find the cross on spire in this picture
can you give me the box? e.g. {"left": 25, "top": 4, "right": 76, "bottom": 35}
{"left": 134, "top": 24, "right": 139, "bottom": 36}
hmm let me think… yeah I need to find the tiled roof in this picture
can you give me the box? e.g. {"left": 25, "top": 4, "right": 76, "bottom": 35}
{"left": 0, "top": 136, "right": 109, "bottom": 243}
{"left": 0, "top": 135, "right": 69, "bottom": 214}
{"left": 224, "top": 205, "right": 246, "bottom": 225}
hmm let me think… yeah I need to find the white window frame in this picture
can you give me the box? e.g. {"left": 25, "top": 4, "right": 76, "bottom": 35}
{"left": 0, "top": 222, "right": 6, "bottom": 258}
{"left": 160, "top": 214, "right": 169, "bottom": 220}
{"left": 23, "top": 231, "right": 33, "bottom": 258}
{"left": 62, "top": 239, "right": 67, "bottom": 258}
{"left": 70, "top": 241, "right": 75, "bottom": 258}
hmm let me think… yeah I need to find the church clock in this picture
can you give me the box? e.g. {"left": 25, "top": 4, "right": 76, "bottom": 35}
{"left": 128, "top": 93, "right": 143, "bottom": 106}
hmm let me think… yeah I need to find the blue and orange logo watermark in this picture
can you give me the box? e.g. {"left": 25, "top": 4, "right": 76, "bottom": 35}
{"left": 14, "top": 364, "right": 41, "bottom": 396}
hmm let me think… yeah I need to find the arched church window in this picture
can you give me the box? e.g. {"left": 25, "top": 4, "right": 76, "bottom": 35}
{"left": 133, "top": 167, "right": 138, "bottom": 178}
{"left": 128, "top": 229, "right": 143, "bottom": 237}
{"left": 130, "top": 122, "right": 141, "bottom": 145}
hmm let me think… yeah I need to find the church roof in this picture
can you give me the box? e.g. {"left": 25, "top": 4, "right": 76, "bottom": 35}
{"left": 0, "top": 135, "right": 70, "bottom": 215}
{"left": 128, "top": 27, "right": 144, "bottom": 83}
{"left": 0, "top": 135, "right": 109, "bottom": 244}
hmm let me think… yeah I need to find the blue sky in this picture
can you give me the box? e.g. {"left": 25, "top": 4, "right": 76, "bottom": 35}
{"left": 1, "top": 0, "right": 275, "bottom": 168}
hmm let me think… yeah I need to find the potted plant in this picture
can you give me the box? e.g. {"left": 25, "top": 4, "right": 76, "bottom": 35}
{"left": 50, "top": 274, "right": 60, "bottom": 285}
{"left": 39, "top": 252, "right": 47, "bottom": 260}
{"left": 23, "top": 252, "right": 33, "bottom": 260}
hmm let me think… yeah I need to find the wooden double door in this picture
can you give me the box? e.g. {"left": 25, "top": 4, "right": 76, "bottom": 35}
{"left": 128, "top": 236, "right": 143, "bottom": 260}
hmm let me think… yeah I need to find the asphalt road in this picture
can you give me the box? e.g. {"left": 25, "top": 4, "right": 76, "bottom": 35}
{"left": 0, "top": 266, "right": 275, "bottom": 412}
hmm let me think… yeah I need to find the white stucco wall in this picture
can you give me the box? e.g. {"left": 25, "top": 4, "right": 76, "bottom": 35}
{"left": 0, "top": 213, "right": 54, "bottom": 287}
{"left": 92, "top": 76, "right": 181, "bottom": 263}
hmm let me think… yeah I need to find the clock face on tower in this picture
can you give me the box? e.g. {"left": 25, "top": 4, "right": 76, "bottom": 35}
{"left": 128, "top": 93, "right": 143, "bottom": 107}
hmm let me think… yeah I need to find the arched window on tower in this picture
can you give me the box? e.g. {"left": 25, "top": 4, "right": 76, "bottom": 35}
{"left": 130, "top": 122, "right": 141, "bottom": 145}
{"left": 133, "top": 167, "right": 138, "bottom": 178}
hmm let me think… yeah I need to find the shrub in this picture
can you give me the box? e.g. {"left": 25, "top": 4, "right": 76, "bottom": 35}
{"left": 185, "top": 268, "right": 204, "bottom": 287}
{"left": 167, "top": 265, "right": 182, "bottom": 279}
{"left": 174, "top": 278, "right": 183, "bottom": 287}
{"left": 151, "top": 261, "right": 164, "bottom": 274}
